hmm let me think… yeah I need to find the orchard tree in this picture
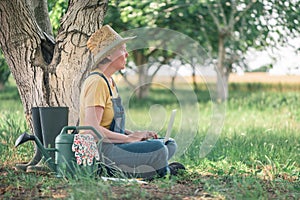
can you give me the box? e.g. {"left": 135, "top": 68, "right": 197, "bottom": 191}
{"left": 106, "top": 0, "right": 300, "bottom": 100}
{"left": 0, "top": 0, "right": 108, "bottom": 125}
{"left": 193, "top": 0, "right": 300, "bottom": 100}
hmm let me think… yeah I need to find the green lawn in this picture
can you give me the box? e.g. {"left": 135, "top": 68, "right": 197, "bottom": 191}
{"left": 0, "top": 80, "right": 299, "bottom": 199}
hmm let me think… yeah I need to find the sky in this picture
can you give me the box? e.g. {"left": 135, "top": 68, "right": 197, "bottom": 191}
{"left": 126, "top": 36, "right": 300, "bottom": 77}
{"left": 245, "top": 37, "right": 300, "bottom": 75}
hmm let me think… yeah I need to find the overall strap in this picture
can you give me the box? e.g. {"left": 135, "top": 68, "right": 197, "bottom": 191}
{"left": 88, "top": 72, "right": 113, "bottom": 96}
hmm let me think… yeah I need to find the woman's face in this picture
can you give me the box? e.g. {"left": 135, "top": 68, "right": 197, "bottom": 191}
{"left": 109, "top": 44, "right": 128, "bottom": 71}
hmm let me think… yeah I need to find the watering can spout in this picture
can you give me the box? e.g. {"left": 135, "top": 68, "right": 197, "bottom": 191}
{"left": 15, "top": 132, "right": 35, "bottom": 147}
{"left": 15, "top": 132, "right": 56, "bottom": 172}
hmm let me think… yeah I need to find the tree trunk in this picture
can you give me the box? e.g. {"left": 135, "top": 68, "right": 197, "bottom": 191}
{"left": 0, "top": 0, "right": 46, "bottom": 117}
{"left": 170, "top": 60, "right": 180, "bottom": 91}
{"left": 134, "top": 51, "right": 152, "bottom": 99}
{"left": 171, "top": 75, "right": 176, "bottom": 91}
{"left": 0, "top": 0, "right": 108, "bottom": 126}
{"left": 26, "top": 0, "right": 53, "bottom": 36}
{"left": 191, "top": 65, "right": 198, "bottom": 92}
{"left": 216, "top": 34, "right": 229, "bottom": 101}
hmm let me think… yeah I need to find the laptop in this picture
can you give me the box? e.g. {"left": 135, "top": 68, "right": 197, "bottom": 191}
{"left": 163, "top": 109, "right": 177, "bottom": 143}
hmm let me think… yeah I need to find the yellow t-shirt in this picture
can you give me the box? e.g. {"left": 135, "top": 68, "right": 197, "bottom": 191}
{"left": 79, "top": 69, "right": 117, "bottom": 129}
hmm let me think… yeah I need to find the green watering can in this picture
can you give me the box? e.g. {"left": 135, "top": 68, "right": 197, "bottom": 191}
{"left": 15, "top": 126, "right": 102, "bottom": 177}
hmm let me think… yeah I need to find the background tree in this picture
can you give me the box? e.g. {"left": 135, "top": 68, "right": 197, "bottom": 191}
{"left": 0, "top": 0, "right": 108, "bottom": 126}
{"left": 106, "top": 0, "right": 300, "bottom": 100}
{"left": 195, "top": 0, "right": 300, "bottom": 100}
{"left": 48, "top": 0, "right": 68, "bottom": 36}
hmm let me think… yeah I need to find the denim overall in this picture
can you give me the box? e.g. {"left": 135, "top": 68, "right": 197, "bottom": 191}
{"left": 89, "top": 72, "right": 177, "bottom": 178}
{"left": 89, "top": 72, "right": 125, "bottom": 134}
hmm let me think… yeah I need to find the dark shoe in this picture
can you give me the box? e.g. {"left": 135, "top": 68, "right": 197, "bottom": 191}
{"left": 168, "top": 162, "right": 185, "bottom": 176}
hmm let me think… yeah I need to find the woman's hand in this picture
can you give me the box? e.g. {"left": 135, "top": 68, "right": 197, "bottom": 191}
{"left": 126, "top": 130, "right": 158, "bottom": 142}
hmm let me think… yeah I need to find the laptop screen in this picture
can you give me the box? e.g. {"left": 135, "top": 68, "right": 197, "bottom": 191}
{"left": 164, "top": 109, "right": 177, "bottom": 143}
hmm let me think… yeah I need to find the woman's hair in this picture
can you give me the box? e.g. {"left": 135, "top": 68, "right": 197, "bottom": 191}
{"left": 99, "top": 57, "right": 111, "bottom": 65}
{"left": 91, "top": 57, "right": 112, "bottom": 70}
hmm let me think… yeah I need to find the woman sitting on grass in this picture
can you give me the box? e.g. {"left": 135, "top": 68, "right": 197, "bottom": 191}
{"left": 79, "top": 25, "right": 185, "bottom": 179}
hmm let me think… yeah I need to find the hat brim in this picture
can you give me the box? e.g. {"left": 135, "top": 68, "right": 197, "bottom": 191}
{"left": 92, "top": 36, "right": 136, "bottom": 68}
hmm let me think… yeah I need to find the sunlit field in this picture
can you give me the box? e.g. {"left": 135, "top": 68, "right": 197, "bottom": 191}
{"left": 0, "top": 75, "right": 299, "bottom": 199}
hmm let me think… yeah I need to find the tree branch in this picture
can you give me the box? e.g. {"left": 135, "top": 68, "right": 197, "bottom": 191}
{"left": 217, "top": 0, "right": 227, "bottom": 25}
{"left": 163, "top": 3, "right": 190, "bottom": 13}
{"left": 228, "top": 0, "right": 238, "bottom": 29}
{"left": 207, "top": 3, "right": 221, "bottom": 30}
{"left": 27, "top": 0, "right": 53, "bottom": 36}
{"left": 198, "top": 15, "right": 213, "bottom": 55}
{"left": 119, "top": 70, "right": 136, "bottom": 89}
{"left": 234, "top": 0, "right": 256, "bottom": 25}
{"left": 150, "top": 63, "right": 162, "bottom": 78}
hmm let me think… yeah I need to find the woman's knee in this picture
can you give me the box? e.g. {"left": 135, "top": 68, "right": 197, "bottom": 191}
{"left": 166, "top": 138, "right": 177, "bottom": 148}
{"left": 165, "top": 138, "right": 177, "bottom": 159}
{"left": 145, "top": 140, "right": 167, "bottom": 152}
{"left": 143, "top": 140, "right": 168, "bottom": 161}
{"left": 166, "top": 138, "right": 177, "bottom": 150}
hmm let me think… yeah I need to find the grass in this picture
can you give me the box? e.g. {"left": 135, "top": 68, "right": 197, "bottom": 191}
{"left": 0, "top": 78, "right": 299, "bottom": 199}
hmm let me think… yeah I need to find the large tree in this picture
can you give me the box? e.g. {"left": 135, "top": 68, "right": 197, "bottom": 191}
{"left": 0, "top": 0, "right": 108, "bottom": 125}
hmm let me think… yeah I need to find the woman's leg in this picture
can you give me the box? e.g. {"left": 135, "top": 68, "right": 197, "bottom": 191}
{"left": 165, "top": 138, "right": 177, "bottom": 160}
{"left": 100, "top": 140, "right": 169, "bottom": 178}
{"left": 156, "top": 138, "right": 177, "bottom": 160}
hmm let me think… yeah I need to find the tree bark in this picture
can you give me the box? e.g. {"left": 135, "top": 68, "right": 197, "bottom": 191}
{"left": 0, "top": 0, "right": 46, "bottom": 117}
{"left": 48, "top": 0, "right": 108, "bottom": 125}
{"left": 26, "top": 0, "right": 53, "bottom": 36}
{"left": 0, "top": 0, "right": 108, "bottom": 125}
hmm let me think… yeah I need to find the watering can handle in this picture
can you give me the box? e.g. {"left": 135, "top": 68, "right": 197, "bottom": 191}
{"left": 59, "top": 126, "right": 102, "bottom": 140}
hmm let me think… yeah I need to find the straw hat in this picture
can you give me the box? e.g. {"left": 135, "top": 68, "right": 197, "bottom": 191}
{"left": 87, "top": 25, "right": 136, "bottom": 66}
